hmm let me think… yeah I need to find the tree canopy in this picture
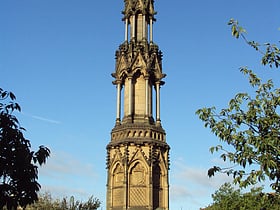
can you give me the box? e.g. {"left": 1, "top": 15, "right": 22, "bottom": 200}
{"left": 196, "top": 19, "right": 280, "bottom": 192}
{"left": 0, "top": 88, "right": 50, "bottom": 209}
{"left": 26, "top": 192, "right": 101, "bottom": 210}
{"left": 202, "top": 183, "right": 280, "bottom": 210}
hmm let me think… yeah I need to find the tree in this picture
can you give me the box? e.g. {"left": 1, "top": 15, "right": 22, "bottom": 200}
{"left": 210, "top": 182, "right": 241, "bottom": 209}
{"left": 196, "top": 19, "right": 280, "bottom": 192}
{"left": 202, "top": 183, "right": 280, "bottom": 210}
{"left": 0, "top": 88, "right": 50, "bottom": 209}
{"left": 26, "top": 192, "right": 101, "bottom": 210}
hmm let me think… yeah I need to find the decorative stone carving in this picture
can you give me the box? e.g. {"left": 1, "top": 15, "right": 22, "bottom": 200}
{"left": 113, "top": 164, "right": 124, "bottom": 186}
{"left": 130, "top": 163, "right": 145, "bottom": 185}
{"left": 106, "top": 1, "right": 169, "bottom": 209}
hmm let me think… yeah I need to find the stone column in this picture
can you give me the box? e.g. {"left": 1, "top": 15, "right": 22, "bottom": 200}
{"left": 149, "top": 84, "right": 152, "bottom": 118}
{"left": 128, "top": 76, "right": 133, "bottom": 117}
{"left": 132, "top": 15, "right": 136, "bottom": 38}
{"left": 145, "top": 77, "right": 149, "bottom": 119}
{"left": 150, "top": 19, "right": 153, "bottom": 42}
{"left": 143, "top": 15, "right": 146, "bottom": 39}
{"left": 156, "top": 82, "right": 160, "bottom": 124}
{"left": 116, "top": 82, "right": 121, "bottom": 124}
{"left": 125, "top": 18, "right": 128, "bottom": 41}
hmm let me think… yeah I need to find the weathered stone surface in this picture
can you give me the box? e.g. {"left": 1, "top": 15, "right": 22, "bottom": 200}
{"left": 106, "top": 1, "right": 170, "bottom": 209}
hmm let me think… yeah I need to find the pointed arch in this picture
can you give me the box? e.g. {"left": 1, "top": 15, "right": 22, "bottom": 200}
{"left": 128, "top": 161, "right": 148, "bottom": 208}
{"left": 128, "top": 148, "right": 149, "bottom": 168}
{"left": 111, "top": 162, "right": 125, "bottom": 207}
{"left": 152, "top": 148, "right": 169, "bottom": 209}
{"left": 152, "top": 163, "right": 161, "bottom": 209}
{"left": 157, "top": 149, "right": 169, "bottom": 176}
{"left": 131, "top": 52, "right": 147, "bottom": 75}
{"left": 116, "top": 58, "right": 129, "bottom": 82}
{"left": 110, "top": 149, "right": 123, "bottom": 170}
{"left": 112, "top": 162, "right": 124, "bottom": 187}
{"left": 129, "top": 161, "right": 147, "bottom": 186}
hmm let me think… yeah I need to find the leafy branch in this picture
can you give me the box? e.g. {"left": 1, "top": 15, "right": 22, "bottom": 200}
{"left": 228, "top": 18, "right": 280, "bottom": 68}
{"left": 196, "top": 19, "right": 280, "bottom": 193}
{"left": 0, "top": 88, "right": 50, "bottom": 209}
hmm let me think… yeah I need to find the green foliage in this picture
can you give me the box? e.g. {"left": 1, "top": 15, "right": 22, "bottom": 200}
{"left": 228, "top": 18, "right": 280, "bottom": 68}
{"left": 196, "top": 20, "right": 280, "bottom": 193}
{"left": 210, "top": 183, "right": 242, "bottom": 209}
{"left": 0, "top": 88, "right": 50, "bottom": 209}
{"left": 203, "top": 183, "right": 280, "bottom": 210}
{"left": 26, "top": 192, "right": 101, "bottom": 210}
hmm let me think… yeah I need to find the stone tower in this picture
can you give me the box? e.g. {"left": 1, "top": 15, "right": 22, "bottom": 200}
{"left": 106, "top": 0, "right": 170, "bottom": 209}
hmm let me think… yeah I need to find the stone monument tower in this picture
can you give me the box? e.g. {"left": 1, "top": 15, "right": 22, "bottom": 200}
{"left": 106, "top": 0, "right": 170, "bottom": 209}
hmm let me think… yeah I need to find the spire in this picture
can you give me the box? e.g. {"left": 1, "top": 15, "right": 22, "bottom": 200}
{"left": 112, "top": 0, "right": 165, "bottom": 125}
{"left": 123, "top": 0, "right": 156, "bottom": 18}
{"left": 122, "top": 0, "right": 157, "bottom": 43}
{"left": 106, "top": 2, "right": 170, "bottom": 209}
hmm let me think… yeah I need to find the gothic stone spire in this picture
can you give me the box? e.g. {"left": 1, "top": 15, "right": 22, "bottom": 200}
{"left": 106, "top": 1, "right": 170, "bottom": 209}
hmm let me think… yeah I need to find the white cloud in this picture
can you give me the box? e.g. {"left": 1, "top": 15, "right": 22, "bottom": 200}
{"left": 21, "top": 112, "right": 61, "bottom": 124}
{"left": 169, "top": 158, "right": 232, "bottom": 209}
{"left": 31, "top": 115, "right": 61, "bottom": 124}
{"left": 175, "top": 164, "right": 231, "bottom": 189}
{"left": 170, "top": 184, "right": 191, "bottom": 199}
{"left": 39, "top": 151, "right": 97, "bottom": 179}
{"left": 37, "top": 150, "right": 102, "bottom": 201}
{"left": 40, "top": 185, "right": 91, "bottom": 200}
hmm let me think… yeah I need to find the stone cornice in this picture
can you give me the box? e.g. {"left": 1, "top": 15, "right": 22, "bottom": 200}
{"left": 112, "top": 122, "right": 166, "bottom": 133}
{"left": 107, "top": 139, "right": 170, "bottom": 151}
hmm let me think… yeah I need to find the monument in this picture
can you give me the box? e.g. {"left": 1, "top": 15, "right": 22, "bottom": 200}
{"left": 106, "top": 1, "right": 170, "bottom": 209}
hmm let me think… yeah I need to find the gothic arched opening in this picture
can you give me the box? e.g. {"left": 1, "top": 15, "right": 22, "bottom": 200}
{"left": 152, "top": 164, "right": 162, "bottom": 209}
{"left": 112, "top": 163, "right": 124, "bottom": 208}
{"left": 128, "top": 162, "right": 147, "bottom": 209}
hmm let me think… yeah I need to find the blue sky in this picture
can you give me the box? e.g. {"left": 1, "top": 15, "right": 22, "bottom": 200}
{"left": 1, "top": 0, "right": 280, "bottom": 209}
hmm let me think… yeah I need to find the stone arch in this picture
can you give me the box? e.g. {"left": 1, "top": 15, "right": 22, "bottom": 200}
{"left": 152, "top": 149, "right": 169, "bottom": 209}
{"left": 112, "top": 162, "right": 124, "bottom": 187}
{"left": 119, "top": 69, "right": 128, "bottom": 82}
{"left": 133, "top": 130, "right": 137, "bottom": 137}
{"left": 145, "top": 131, "right": 149, "bottom": 137}
{"left": 152, "top": 163, "right": 161, "bottom": 209}
{"left": 129, "top": 161, "right": 147, "bottom": 186}
{"left": 111, "top": 162, "right": 125, "bottom": 207}
{"left": 128, "top": 161, "right": 148, "bottom": 207}
{"left": 127, "top": 130, "right": 132, "bottom": 137}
